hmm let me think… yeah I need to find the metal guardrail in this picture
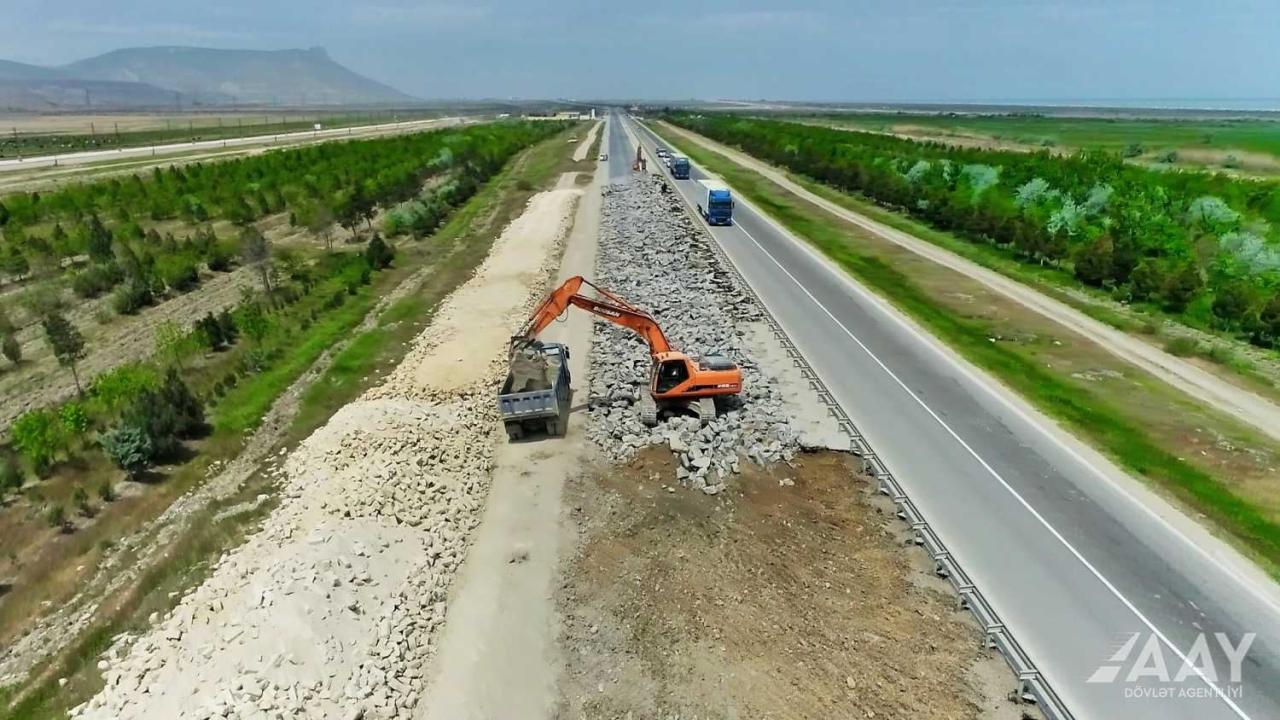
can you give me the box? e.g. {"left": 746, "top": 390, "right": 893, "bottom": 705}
{"left": 629, "top": 117, "right": 1074, "bottom": 720}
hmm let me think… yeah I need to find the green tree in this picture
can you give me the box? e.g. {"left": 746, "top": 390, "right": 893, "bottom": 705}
{"left": 42, "top": 312, "right": 87, "bottom": 395}
{"left": 154, "top": 320, "right": 192, "bottom": 370}
{"left": 85, "top": 213, "right": 112, "bottom": 262}
{"left": 365, "top": 234, "right": 395, "bottom": 270}
{"left": 307, "top": 204, "right": 336, "bottom": 253}
{"left": 239, "top": 227, "right": 273, "bottom": 300}
{"left": 101, "top": 422, "right": 155, "bottom": 480}
{"left": 12, "top": 409, "right": 64, "bottom": 476}
{"left": 0, "top": 243, "right": 29, "bottom": 278}
{"left": 158, "top": 367, "right": 204, "bottom": 437}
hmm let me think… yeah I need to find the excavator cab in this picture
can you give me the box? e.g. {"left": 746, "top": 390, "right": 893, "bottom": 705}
{"left": 654, "top": 358, "right": 690, "bottom": 394}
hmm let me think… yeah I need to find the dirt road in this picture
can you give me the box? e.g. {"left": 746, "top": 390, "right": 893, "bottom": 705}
{"left": 416, "top": 163, "right": 598, "bottom": 720}
{"left": 571, "top": 120, "right": 602, "bottom": 162}
{"left": 660, "top": 121, "right": 1280, "bottom": 443}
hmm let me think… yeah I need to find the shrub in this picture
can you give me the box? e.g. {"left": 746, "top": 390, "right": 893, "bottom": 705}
{"left": 90, "top": 363, "right": 160, "bottom": 414}
{"left": 72, "top": 485, "right": 93, "bottom": 517}
{"left": 100, "top": 422, "right": 155, "bottom": 480}
{"left": 155, "top": 254, "right": 201, "bottom": 292}
{"left": 196, "top": 313, "right": 226, "bottom": 350}
{"left": 2, "top": 334, "right": 19, "bottom": 365}
{"left": 0, "top": 456, "right": 22, "bottom": 495}
{"left": 59, "top": 401, "right": 91, "bottom": 436}
{"left": 364, "top": 234, "right": 395, "bottom": 270}
{"left": 1162, "top": 336, "right": 1200, "bottom": 357}
{"left": 97, "top": 479, "right": 116, "bottom": 502}
{"left": 11, "top": 409, "right": 65, "bottom": 476}
{"left": 217, "top": 309, "right": 239, "bottom": 342}
{"left": 45, "top": 503, "right": 71, "bottom": 533}
{"left": 71, "top": 263, "right": 125, "bottom": 298}
{"left": 112, "top": 279, "right": 154, "bottom": 315}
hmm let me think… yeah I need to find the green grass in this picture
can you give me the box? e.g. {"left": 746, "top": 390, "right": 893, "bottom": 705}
{"left": 805, "top": 112, "right": 1280, "bottom": 157}
{"left": 213, "top": 291, "right": 379, "bottom": 433}
{"left": 662, "top": 127, "right": 1280, "bottom": 570}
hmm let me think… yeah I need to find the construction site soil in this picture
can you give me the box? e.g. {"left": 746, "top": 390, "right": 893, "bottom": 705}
{"left": 556, "top": 447, "right": 1025, "bottom": 720}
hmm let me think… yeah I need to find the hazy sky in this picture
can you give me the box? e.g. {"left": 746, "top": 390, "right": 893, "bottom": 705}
{"left": 3, "top": 0, "right": 1276, "bottom": 102}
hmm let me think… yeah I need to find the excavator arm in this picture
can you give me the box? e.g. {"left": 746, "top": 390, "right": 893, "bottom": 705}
{"left": 516, "top": 275, "right": 671, "bottom": 354}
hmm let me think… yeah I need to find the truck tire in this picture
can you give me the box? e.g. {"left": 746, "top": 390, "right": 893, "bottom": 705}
{"left": 505, "top": 422, "right": 523, "bottom": 442}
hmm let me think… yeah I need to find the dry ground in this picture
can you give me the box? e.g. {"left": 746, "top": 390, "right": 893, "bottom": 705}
{"left": 556, "top": 447, "right": 1027, "bottom": 720}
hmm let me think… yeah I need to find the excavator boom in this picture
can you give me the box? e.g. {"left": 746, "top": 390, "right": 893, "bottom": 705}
{"left": 517, "top": 275, "right": 671, "bottom": 354}
{"left": 514, "top": 275, "right": 741, "bottom": 426}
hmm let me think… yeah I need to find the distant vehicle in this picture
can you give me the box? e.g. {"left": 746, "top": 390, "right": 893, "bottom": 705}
{"left": 669, "top": 154, "right": 690, "bottom": 179}
{"left": 656, "top": 147, "right": 669, "bottom": 158}
{"left": 598, "top": 152, "right": 608, "bottom": 161}
{"left": 696, "top": 179, "right": 734, "bottom": 226}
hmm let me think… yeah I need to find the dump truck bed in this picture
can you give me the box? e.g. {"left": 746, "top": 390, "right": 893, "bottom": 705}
{"left": 498, "top": 342, "right": 572, "bottom": 440}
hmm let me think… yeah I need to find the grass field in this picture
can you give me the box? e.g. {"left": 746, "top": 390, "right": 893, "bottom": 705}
{"left": 654, "top": 124, "right": 1280, "bottom": 575}
{"left": 791, "top": 112, "right": 1280, "bottom": 174}
{"left": 0, "top": 108, "right": 456, "bottom": 159}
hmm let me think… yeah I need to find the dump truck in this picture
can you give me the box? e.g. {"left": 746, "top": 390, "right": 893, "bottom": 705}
{"left": 498, "top": 341, "right": 572, "bottom": 440}
{"left": 696, "top": 179, "right": 734, "bottom": 226}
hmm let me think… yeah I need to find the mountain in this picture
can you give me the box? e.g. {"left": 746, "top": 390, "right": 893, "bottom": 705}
{"left": 0, "top": 59, "right": 65, "bottom": 81}
{"left": 0, "top": 79, "right": 180, "bottom": 111}
{"left": 0, "top": 46, "right": 415, "bottom": 110}
{"left": 64, "top": 46, "right": 414, "bottom": 105}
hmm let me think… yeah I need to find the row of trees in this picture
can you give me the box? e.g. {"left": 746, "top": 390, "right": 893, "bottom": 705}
{"left": 0, "top": 121, "right": 566, "bottom": 282}
{"left": 669, "top": 114, "right": 1280, "bottom": 347}
{"left": 5, "top": 120, "right": 548, "bottom": 493}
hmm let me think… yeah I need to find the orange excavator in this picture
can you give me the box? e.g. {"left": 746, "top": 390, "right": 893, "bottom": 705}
{"left": 513, "top": 275, "right": 741, "bottom": 425}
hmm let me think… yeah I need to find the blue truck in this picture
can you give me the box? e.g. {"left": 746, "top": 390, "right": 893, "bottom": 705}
{"left": 697, "top": 179, "right": 734, "bottom": 226}
{"left": 669, "top": 154, "right": 690, "bottom": 179}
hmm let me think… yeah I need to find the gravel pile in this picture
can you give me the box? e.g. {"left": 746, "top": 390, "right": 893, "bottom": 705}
{"left": 586, "top": 177, "right": 802, "bottom": 493}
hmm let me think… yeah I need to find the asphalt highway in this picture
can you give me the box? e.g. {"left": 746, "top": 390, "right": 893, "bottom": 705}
{"left": 613, "top": 112, "right": 1280, "bottom": 720}
{"left": 0, "top": 116, "right": 468, "bottom": 173}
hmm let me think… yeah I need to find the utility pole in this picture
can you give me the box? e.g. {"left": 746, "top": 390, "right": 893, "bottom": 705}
{"left": 12, "top": 127, "right": 20, "bottom": 161}
{"left": 114, "top": 122, "right": 120, "bottom": 148}
{"left": 90, "top": 122, "right": 96, "bottom": 139}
